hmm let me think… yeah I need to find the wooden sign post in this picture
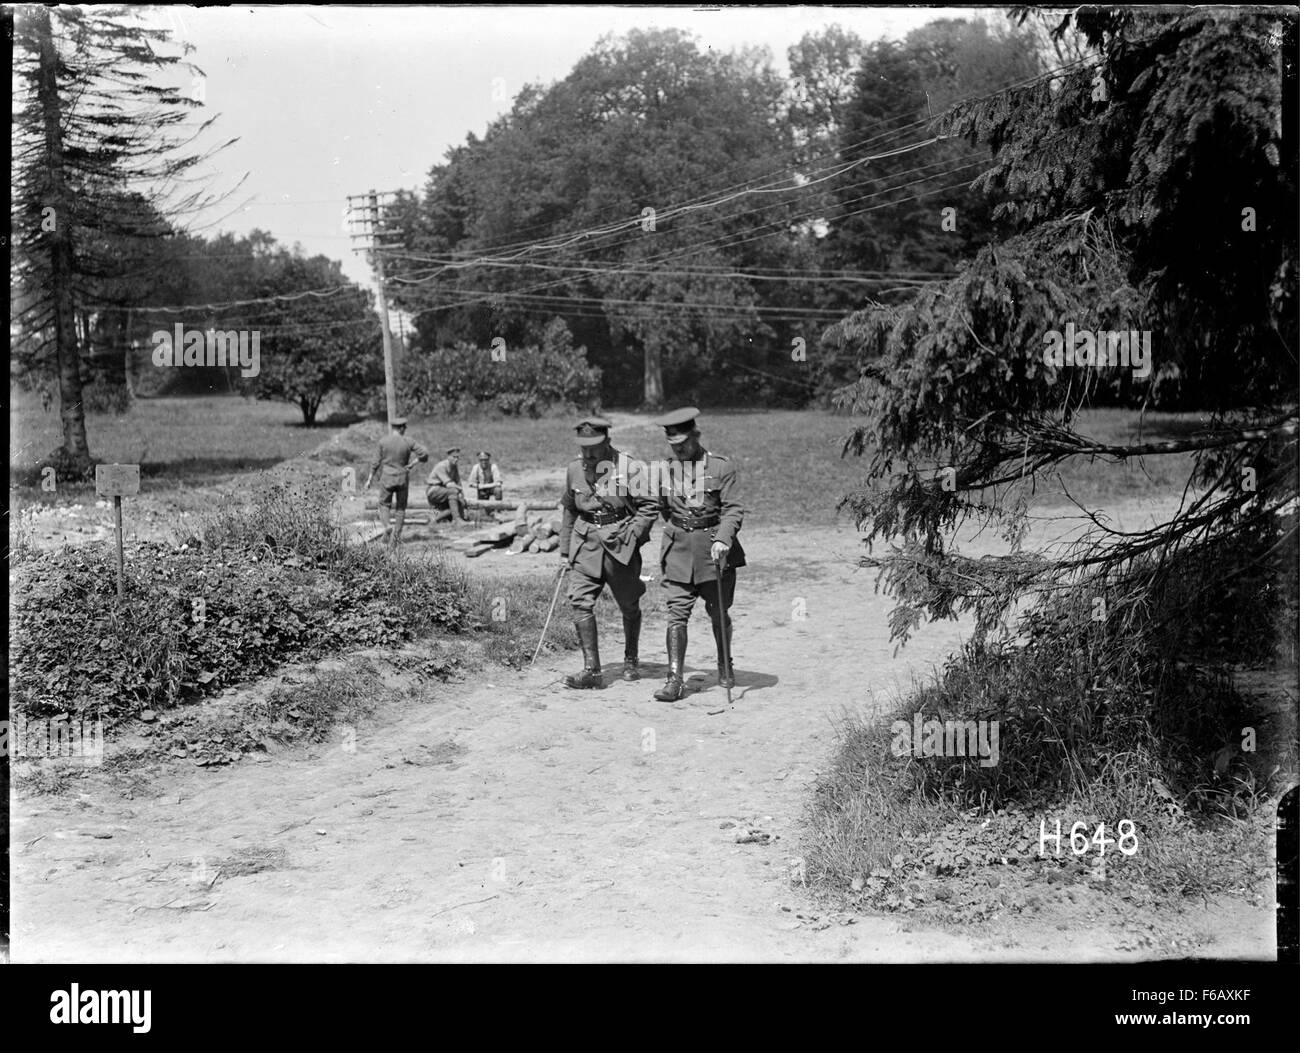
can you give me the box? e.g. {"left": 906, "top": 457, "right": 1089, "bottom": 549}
{"left": 95, "top": 464, "right": 140, "bottom": 598}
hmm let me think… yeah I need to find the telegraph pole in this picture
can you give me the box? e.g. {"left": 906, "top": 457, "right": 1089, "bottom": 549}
{"left": 347, "top": 189, "right": 403, "bottom": 426}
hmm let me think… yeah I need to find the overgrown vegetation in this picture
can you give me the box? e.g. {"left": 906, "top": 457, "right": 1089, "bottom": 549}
{"left": 806, "top": 519, "right": 1297, "bottom": 904}
{"left": 9, "top": 482, "right": 481, "bottom": 719}
{"left": 405, "top": 319, "right": 602, "bottom": 418}
{"left": 810, "top": 7, "right": 1297, "bottom": 910}
{"left": 166, "top": 659, "right": 409, "bottom": 764}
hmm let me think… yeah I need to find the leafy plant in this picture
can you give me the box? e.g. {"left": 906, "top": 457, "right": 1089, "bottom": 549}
{"left": 10, "top": 485, "right": 476, "bottom": 719}
{"left": 406, "top": 320, "right": 601, "bottom": 418}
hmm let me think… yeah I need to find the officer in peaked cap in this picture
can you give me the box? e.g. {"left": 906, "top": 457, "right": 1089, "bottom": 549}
{"left": 365, "top": 416, "right": 428, "bottom": 546}
{"left": 649, "top": 407, "right": 746, "bottom": 702}
{"left": 557, "top": 415, "right": 658, "bottom": 688}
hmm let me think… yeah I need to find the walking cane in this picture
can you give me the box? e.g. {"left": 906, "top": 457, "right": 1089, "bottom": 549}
{"left": 713, "top": 551, "right": 733, "bottom": 707}
{"left": 531, "top": 562, "right": 570, "bottom": 666}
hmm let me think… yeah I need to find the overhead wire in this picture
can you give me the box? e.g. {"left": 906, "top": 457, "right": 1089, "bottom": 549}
{"left": 85, "top": 40, "right": 1116, "bottom": 330}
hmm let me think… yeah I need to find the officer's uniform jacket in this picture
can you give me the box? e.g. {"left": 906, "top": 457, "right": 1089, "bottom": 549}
{"left": 559, "top": 447, "right": 658, "bottom": 575}
{"left": 658, "top": 450, "right": 746, "bottom": 584}
{"left": 370, "top": 434, "right": 429, "bottom": 488}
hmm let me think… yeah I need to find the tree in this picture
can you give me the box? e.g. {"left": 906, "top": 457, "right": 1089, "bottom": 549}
{"left": 787, "top": 24, "right": 866, "bottom": 165}
{"left": 1008, "top": 4, "right": 1095, "bottom": 69}
{"left": 11, "top": 5, "right": 234, "bottom": 472}
{"left": 387, "top": 28, "right": 801, "bottom": 408}
{"left": 822, "top": 18, "right": 1041, "bottom": 286}
{"left": 825, "top": 7, "right": 1295, "bottom": 646}
{"left": 238, "top": 249, "right": 384, "bottom": 425}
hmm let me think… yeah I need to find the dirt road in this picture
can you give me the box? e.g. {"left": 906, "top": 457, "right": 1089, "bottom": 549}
{"left": 10, "top": 500, "right": 1275, "bottom": 962}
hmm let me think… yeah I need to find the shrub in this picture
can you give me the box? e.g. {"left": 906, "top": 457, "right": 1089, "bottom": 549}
{"left": 10, "top": 481, "right": 478, "bottom": 719}
{"left": 406, "top": 318, "right": 601, "bottom": 417}
{"left": 803, "top": 534, "right": 1295, "bottom": 896}
{"left": 80, "top": 380, "right": 133, "bottom": 415}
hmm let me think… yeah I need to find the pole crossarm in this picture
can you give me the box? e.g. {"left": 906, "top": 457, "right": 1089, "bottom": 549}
{"left": 347, "top": 187, "right": 406, "bottom": 426}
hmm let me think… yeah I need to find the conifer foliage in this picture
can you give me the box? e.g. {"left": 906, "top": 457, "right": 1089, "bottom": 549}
{"left": 827, "top": 8, "right": 1297, "bottom": 645}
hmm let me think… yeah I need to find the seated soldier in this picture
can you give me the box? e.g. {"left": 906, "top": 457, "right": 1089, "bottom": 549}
{"left": 466, "top": 450, "right": 504, "bottom": 504}
{"left": 426, "top": 446, "right": 468, "bottom": 523}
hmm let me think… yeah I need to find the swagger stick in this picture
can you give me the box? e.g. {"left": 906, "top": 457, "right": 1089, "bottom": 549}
{"left": 530, "top": 563, "right": 571, "bottom": 666}
{"left": 713, "top": 552, "right": 732, "bottom": 707}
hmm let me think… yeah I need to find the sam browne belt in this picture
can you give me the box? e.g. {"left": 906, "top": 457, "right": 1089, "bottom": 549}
{"left": 579, "top": 507, "right": 633, "bottom": 526}
{"left": 670, "top": 513, "right": 720, "bottom": 531}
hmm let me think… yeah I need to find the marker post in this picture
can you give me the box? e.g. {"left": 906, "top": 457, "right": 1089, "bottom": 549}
{"left": 95, "top": 464, "right": 140, "bottom": 599}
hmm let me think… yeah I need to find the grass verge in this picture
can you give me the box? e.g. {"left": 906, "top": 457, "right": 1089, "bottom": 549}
{"left": 804, "top": 530, "right": 1296, "bottom": 909}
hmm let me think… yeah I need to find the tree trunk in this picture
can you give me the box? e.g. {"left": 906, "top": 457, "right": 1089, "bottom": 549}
{"left": 87, "top": 308, "right": 132, "bottom": 400}
{"left": 642, "top": 334, "right": 664, "bottom": 410}
{"left": 35, "top": 7, "right": 91, "bottom": 471}
{"left": 123, "top": 308, "right": 136, "bottom": 399}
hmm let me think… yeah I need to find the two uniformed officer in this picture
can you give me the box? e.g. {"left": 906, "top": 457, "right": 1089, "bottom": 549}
{"left": 651, "top": 407, "right": 746, "bottom": 702}
{"left": 558, "top": 416, "right": 659, "bottom": 688}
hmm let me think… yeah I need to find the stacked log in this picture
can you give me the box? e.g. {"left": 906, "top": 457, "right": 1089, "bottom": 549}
{"left": 362, "top": 496, "right": 558, "bottom": 513}
{"left": 448, "top": 506, "right": 565, "bottom": 559}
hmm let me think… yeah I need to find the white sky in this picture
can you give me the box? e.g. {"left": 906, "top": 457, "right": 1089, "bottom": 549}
{"left": 132, "top": 4, "right": 1005, "bottom": 291}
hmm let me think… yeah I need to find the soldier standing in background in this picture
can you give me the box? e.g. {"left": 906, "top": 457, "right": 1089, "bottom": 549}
{"left": 365, "top": 417, "right": 429, "bottom": 547}
{"left": 650, "top": 407, "right": 745, "bottom": 702}
{"left": 558, "top": 416, "right": 658, "bottom": 688}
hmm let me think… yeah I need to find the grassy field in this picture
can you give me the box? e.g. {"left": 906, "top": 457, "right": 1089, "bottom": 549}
{"left": 9, "top": 390, "right": 357, "bottom": 489}
{"left": 11, "top": 387, "right": 1209, "bottom": 518}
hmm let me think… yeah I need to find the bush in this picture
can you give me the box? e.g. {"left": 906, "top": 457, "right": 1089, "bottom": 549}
{"left": 803, "top": 534, "right": 1295, "bottom": 896}
{"left": 10, "top": 481, "right": 479, "bottom": 719}
{"left": 406, "top": 318, "right": 601, "bottom": 417}
{"left": 81, "top": 380, "right": 133, "bottom": 415}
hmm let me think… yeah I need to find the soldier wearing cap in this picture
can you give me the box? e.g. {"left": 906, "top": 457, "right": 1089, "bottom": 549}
{"left": 650, "top": 407, "right": 746, "bottom": 701}
{"left": 557, "top": 416, "right": 659, "bottom": 688}
{"left": 365, "top": 417, "right": 429, "bottom": 546}
{"left": 426, "top": 446, "right": 468, "bottom": 523}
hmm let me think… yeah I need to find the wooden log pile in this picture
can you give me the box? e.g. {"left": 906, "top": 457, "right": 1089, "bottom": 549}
{"left": 362, "top": 496, "right": 557, "bottom": 513}
{"left": 450, "top": 504, "right": 564, "bottom": 559}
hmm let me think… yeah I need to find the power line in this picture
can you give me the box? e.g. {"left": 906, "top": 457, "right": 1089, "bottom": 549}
{"left": 387, "top": 150, "right": 984, "bottom": 300}
{"left": 130, "top": 284, "right": 360, "bottom": 313}
{"left": 68, "top": 34, "right": 1121, "bottom": 340}
{"left": 421, "top": 164, "right": 988, "bottom": 315}
{"left": 410, "top": 43, "right": 1110, "bottom": 266}
{"left": 406, "top": 148, "right": 990, "bottom": 305}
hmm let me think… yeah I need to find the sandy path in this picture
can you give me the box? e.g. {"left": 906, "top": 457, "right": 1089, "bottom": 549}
{"left": 9, "top": 505, "right": 1275, "bottom": 962}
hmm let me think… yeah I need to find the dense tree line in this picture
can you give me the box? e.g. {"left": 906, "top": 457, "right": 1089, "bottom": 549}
{"left": 18, "top": 8, "right": 1282, "bottom": 458}
{"left": 384, "top": 19, "right": 1045, "bottom": 408}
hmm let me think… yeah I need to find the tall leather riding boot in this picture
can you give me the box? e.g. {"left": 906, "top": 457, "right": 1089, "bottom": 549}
{"left": 653, "top": 624, "right": 687, "bottom": 702}
{"left": 564, "top": 612, "right": 602, "bottom": 689}
{"left": 392, "top": 509, "right": 406, "bottom": 545}
{"left": 622, "top": 611, "right": 641, "bottom": 681}
{"left": 711, "top": 615, "right": 734, "bottom": 688}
